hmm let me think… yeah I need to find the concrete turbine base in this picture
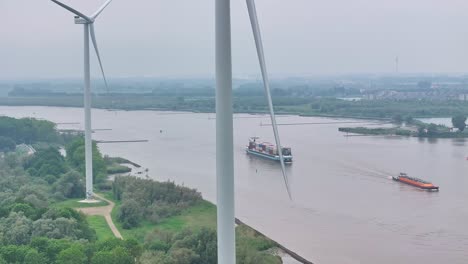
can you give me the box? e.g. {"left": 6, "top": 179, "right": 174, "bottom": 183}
{"left": 78, "top": 198, "right": 101, "bottom": 204}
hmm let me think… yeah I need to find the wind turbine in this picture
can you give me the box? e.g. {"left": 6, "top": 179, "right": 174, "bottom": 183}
{"left": 216, "top": 0, "right": 291, "bottom": 263}
{"left": 51, "top": 0, "right": 112, "bottom": 200}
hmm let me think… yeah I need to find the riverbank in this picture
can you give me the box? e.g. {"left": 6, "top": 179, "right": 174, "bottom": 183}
{"left": 338, "top": 125, "right": 468, "bottom": 138}
{"left": 2, "top": 95, "right": 468, "bottom": 120}
{"left": 99, "top": 165, "right": 312, "bottom": 264}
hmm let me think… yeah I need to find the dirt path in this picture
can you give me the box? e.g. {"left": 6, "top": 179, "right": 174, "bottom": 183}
{"left": 76, "top": 194, "right": 123, "bottom": 239}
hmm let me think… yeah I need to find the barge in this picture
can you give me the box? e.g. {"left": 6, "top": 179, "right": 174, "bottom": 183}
{"left": 392, "top": 173, "right": 439, "bottom": 191}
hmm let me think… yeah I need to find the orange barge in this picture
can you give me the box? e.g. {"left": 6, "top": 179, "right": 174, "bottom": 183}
{"left": 393, "top": 173, "right": 439, "bottom": 191}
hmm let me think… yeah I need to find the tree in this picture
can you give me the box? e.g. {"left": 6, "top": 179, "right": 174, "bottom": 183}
{"left": 452, "top": 115, "right": 467, "bottom": 132}
{"left": 117, "top": 199, "right": 143, "bottom": 228}
{"left": 32, "top": 218, "right": 80, "bottom": 240}
{"left": 66, "top": 138, "right": 107, "bottom": 183}
{"left": 404, "top": 116, "right": 414, "bottom": 124}
{"left": 392, "top": 114, "right": 403, "bottom": 124}
{"left": 52, "top": 171, "right": 85, "bottom": 199}
{"left": 23, "top": 249, "right": 47, "bottom": 264}
{"left": 168, "top": 248, "right": 199, "bottom": 264}
{"left": 30, "top": 237, "right": 73, "bottom": 263}
{"left": 56, "top": 244, "right": 87, "bottom": 264}
{"left": 427, "top": 123, "right": 438, "bottom": 137}
{"left": 91, "top": 247, "right": 134, "bottom": 264}
{"left": 0, "top": 212, "right": 33, "bottom": 245}
{"left": 0, "top": 136, "right": 16, "bottom": 152}
{"left": 0, "top": 245, "right": 30, "bottom": 263}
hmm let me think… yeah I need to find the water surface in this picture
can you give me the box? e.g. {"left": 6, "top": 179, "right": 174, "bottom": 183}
{"left": 2, "top": 106, "right": 467, "bottom": 264}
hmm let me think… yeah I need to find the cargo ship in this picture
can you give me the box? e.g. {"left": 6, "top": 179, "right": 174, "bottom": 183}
{"left": 392, "top": 173, "right": 439, "bottom": 191}
{"left": 246, "top": 137, "right": 293, "bottom": 163}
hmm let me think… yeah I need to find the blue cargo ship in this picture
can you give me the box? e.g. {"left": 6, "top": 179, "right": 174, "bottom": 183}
{"left": 246, "top": 137, "right": 293, "bottom": 163}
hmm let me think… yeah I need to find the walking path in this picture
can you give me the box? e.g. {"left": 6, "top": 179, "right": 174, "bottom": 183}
{"left": 76, "top": 193, "right": 123, "bottom": 239}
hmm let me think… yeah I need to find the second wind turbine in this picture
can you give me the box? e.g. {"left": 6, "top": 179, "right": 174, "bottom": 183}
{"left": 51, "top": 0, "right": 113, "bottom": 200}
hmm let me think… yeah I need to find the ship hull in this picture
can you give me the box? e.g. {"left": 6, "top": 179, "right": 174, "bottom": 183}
{"left": 392, "top": 177, "right": 439, "bottom": 191}
{"left": 246, "top": 149, "right": 293, "bottom": 163}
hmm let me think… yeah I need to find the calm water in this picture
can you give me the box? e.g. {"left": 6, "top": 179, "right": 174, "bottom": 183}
{"left": 2, "top": 106, "right": 468, "bottom": 264}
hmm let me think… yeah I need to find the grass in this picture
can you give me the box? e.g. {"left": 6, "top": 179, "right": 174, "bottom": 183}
{"left": 54, "top": 198, "right": 109, "bottom": 209}
{"left": 99, "top": 190, "right": 282, "bottom": 262}
{"left": 156, "top": 200, "right": 216, "bottom": 232}
{"left": 87, "top": 215, "right": 115, "bottom": 241}
{"left": 116, "top": 201, "right": 216, "bottom": 242}
{"left": 102, "top": 189, "right": 216, "bottom": 242}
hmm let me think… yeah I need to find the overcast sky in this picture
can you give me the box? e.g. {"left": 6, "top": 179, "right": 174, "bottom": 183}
{"left": 1, "top": 0, "right": 468, "bottom": 79}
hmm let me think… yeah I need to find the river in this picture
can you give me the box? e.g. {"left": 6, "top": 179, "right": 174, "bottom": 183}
{"left": 1, "top": 106, "right": 468, "bottom": 264}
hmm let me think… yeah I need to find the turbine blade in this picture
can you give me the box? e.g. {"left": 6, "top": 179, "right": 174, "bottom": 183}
{"left": 89, "top": 24, "right": 109, "bottom": 92}
{"left": 50, "top": 0, "right": 92, "bottom": 22}
{"left": 91, "top": 0, "right": 113, "bottom": 20}
{"left": 246, "top": 0, "right": 292, "bottom": 199}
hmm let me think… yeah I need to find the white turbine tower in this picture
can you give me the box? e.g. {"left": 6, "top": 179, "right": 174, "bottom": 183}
{"left": 51, "top": 0, "right": 112, "bottom": 200}
{"left": 216, "top": 0, "right": 291, "bottom": 263}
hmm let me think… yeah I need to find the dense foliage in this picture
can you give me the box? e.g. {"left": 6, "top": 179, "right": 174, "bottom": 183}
{"left": 24, "top": 148, "right": 67, "bottom": 181}
{"left": 66, "top": 138, "right": 107, "bottom": 184}
{"left": 0, "top": 117, "right": 146, "bottom": 264}
{"left": 452, "top": 115, "right": 467, "bottom": 132}
{"left": 113, "top": 176, "right": 202, "bottom": 228}
{"left": 0, "top": 116, "right": 59, "bottom": 145}
{"left": 0, "top": 136, "right": 16, "bottom": 152}
{"left": 141, "top": 225, "right": 281, "bottom": 264}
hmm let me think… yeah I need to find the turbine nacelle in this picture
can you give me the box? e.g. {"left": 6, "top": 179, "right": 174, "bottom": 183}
{"left": 74, "top": 16, "right": 91, "bottom": 24}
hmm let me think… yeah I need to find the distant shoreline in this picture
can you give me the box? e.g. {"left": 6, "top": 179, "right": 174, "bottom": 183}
{"left": 1, "top": 101, "right": 455, "bottom": 121}
{"left": 1, "top": 95, "right": 466, "bottom": 120}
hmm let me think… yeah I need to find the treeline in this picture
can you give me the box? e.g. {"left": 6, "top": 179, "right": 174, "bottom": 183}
{"left": 0, "top": 237, "right": 142, "bottom": 264}
{"left": 3, "top": 94, "right": 468, "bottom": 119}
{"left": 339, "top": 115, "right": 468, "bottom": 138}
{"left": 306, "top": 98, "right": 468, "bottom": 118}
{"left": 113, "top": 176, "right": 202, "bottom": 228}
{"left": 0, "top": 116, "right": 59, "bottom": 147}
{"left": 338, "top": 127, "right": 413, "bottom": 136}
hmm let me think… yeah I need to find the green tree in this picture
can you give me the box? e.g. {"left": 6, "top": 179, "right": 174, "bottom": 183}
{"left": 56, "top": 244, "right": 87, "bottom": 264}
{"left": 392, "top": 114, "right": 403, "bottom": 124}
{"left": 23, "top": 249, "right": 47, "bottom": 264}
{"left": 52, "top": 171, "right": 85, "bottom": 199}
{"left": 0, "top": 136, "right": 16, "bottom": 152}
{"left": 91, "top": 247, "right": 134, "bottom": 264}
{"left": 66, "top": 138, "right": 107, "bottom": 183}
{"left": 404, "top": 116, "right": 414, "bottom": 124}
{"left": 0, "top": 245, "right": 30, "bottom": 263}
{"left": 452, "top": 115, "right": 467, "bottom": 132}
{"left": 427, "top": 123, "right": 438, "bottom": 137}
{"left": 0, "top": 212, "right": 33, "bottom": 245}
{"left": 117, "top": 199, "right": 143, "bottom": 228}
{"left": 168, "top": 248, "right": 199, "bottom": 264}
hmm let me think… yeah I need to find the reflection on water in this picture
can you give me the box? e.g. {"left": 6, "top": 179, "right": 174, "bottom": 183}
{"left": 1, "top": 106, "right": 468, "bottom": 264}
{"left": 452, "top": 138, "right": 467, "bottom": 147}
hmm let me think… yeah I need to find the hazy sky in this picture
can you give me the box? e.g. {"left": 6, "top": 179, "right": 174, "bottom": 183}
{"left": 2, "top": 0, "right": 468, "bottom": 79}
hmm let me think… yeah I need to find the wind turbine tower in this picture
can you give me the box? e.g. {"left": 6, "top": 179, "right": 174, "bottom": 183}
{"left": 215, "top": 0, "right": 291, "bottom": 263}
{"left": 51, "top": 0, "right": 112, "bottom": 200}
